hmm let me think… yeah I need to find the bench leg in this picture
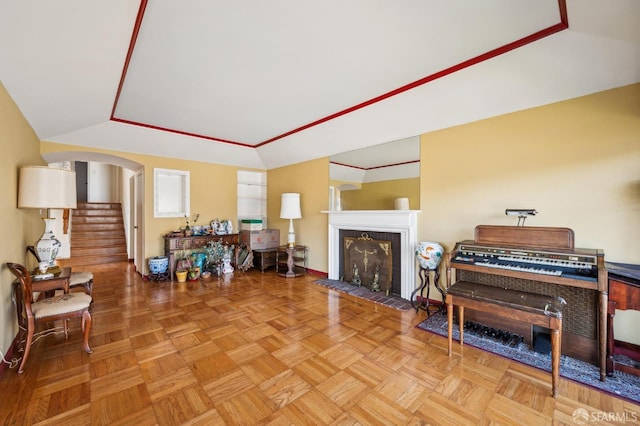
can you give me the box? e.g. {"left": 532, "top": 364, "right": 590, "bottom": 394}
{"left": 447, "top": 299, "right": 453, "bottom": 356}
{"left": 551, "top": 324, "right": 561, "bottom": 397}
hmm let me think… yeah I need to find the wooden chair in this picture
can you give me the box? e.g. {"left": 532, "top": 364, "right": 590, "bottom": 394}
{"left": 7, "top": 262, "right": 93, "bottom": 374}
{"left": 69, "top": 271, "right": 94, "bottom": 295}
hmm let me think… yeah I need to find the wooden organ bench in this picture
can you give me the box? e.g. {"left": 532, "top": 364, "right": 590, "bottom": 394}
{"left": 446, "top": 280, "right": 566, "bottom": 397}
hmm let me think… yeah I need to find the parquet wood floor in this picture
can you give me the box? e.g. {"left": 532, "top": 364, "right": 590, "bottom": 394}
{"left": 1, "top": 262, "right": 638, "bottom": 425}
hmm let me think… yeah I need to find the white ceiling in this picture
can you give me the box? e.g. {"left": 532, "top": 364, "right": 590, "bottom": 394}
{"left": 1, "top": 0, "right": 639, "bottom": 171}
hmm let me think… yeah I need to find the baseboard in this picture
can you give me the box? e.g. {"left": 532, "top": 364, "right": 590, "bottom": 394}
{"left": 0, "top": 334, "right": 20, "bottom": 379}
{"left": 306, "top": 268, "right": 327, "bottom": 278}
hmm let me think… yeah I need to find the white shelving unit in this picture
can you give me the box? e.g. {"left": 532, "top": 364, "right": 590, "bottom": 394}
{"left": 237, "top": 170, "right": 267, "bottom": 227}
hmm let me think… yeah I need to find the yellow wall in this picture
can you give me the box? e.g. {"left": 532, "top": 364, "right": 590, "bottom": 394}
{"left": 40, "top": 142, "right": 243, "bottom": 272}
{"left": 340, "top": 177, "right": 420, "bottom": 210}
{"left": 0, "top": 82, "right": 48, "bottom": 359}
{"left": 3, "top": 79, "right": 639, "bottom": 356}
{"left": 419, "top": 83, "right": 640, "bottom": 343}
{"left": 267, "top": 158, "right": 329, "bottom": 272}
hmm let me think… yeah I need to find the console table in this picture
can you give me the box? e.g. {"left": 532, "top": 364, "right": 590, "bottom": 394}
{"left": 164, "top": 233, "right": 239, "bottom": 278}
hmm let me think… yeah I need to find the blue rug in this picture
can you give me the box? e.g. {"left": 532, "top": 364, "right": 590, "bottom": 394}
{"left": 417, "top": 312, "right": 640, "bottom": 404}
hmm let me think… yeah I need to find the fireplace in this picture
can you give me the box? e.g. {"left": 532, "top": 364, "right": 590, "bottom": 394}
{"left": 339, "top": 230, "right": 401, "bottom": 295}
{"left": 323, "top": 210, "right": 420, "bottom": 300}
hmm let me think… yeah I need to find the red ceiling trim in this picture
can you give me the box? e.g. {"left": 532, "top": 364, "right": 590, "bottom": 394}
{"left": 558, "top": 0, "right": 569, "bottom": 26}
{"left": 111, "top": 118, "right": 248, "bottom": 147}
{"left": 111, "top": 0, "right": 148, "bottom": 119}
{"left": 112, "top": 1, "right": 568, "bottom": 150}
{"left": 331, "top": 159, "right": 420, "bottom": 171}
{"left": 259, "top": 1, "right": 568, "bottom": 147}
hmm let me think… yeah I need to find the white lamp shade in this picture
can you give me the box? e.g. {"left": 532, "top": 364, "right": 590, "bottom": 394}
{"left": 18, "top": 166, "right": 77, "bottom": 209}
{"left": 280, "top": 193, "right": 301, "bottom": 219}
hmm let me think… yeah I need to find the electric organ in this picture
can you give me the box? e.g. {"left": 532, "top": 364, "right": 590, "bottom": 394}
{"left": 447, "top": 225, "right": 607, "bottom": 380}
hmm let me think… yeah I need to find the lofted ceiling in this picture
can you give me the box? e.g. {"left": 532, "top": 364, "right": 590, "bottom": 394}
{"left": 1, "top": 0, "right": 639, "bottom": 171}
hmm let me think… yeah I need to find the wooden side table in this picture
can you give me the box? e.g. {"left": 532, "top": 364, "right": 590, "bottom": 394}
{"left": 276, "top": 245, "right": 307, "bottom": 277}
{"left": 253, "top": 247, "right": 277, "bottom": 273}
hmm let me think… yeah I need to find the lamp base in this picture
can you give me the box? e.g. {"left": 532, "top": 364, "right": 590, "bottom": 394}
{"left": 287, "top": 218, "right": 296, "bottom": 248}
{"left": 35, "top": 218, "right": 61, "bottom": 267}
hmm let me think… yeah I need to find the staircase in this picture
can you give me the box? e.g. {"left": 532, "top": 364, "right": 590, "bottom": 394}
{"left": 60, "top": 202, "right": 129, "bottom": 268}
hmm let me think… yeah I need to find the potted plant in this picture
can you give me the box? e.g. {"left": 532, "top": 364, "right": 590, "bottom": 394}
{"left": 175, "top": 241, "right": 192, "bottom": 276}
{"left": 184, "top": 213, "right": 200, "bottom": 236}
{"left": 175, "top": 269, "right": 188, "bottom": 282}
{"left": 205, "top": 238, "right": 231, "bottom": 276}
{"left": 187, "top": 265, "right": 200, "bottom": 281}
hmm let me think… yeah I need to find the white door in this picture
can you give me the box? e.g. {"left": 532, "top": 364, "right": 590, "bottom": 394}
{"left": 133, "top": 171, "right": 145, "bottom": 273}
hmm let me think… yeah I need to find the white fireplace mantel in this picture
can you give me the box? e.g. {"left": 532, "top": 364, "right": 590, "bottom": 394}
{"left": 322, "top": 210, "right": 420, "bottom": 300}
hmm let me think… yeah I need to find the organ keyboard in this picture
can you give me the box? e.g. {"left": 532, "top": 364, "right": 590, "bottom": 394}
{"left": 453, "top": 243, "right": 599, "bottom": 282}
{"left": 447, "top": 225, "right": 608, "bottom": 380}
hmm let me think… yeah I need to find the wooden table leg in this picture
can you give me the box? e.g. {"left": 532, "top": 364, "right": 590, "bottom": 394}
{"left": 459, "top": 306, "right": 465, "bottom": 347}
{"left": 446, "top": 295, "right": 453, "bottom": 356}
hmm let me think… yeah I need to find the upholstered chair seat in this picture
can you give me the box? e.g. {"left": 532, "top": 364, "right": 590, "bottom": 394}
{"left": 31, "top": 292, "right": 93, "bottom": 318}
{"left": 69, "top": 271, "right": 94, "bottom": 295}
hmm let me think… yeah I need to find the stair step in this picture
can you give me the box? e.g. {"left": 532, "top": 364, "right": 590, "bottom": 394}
{"left": 76, "top": 202, "right": 122, "bottom": 210}
{"left": 72, "top": 216, "right": 123, "bottom": 224}
{"left": 72, "top": 223, "right": 125, "bottom": 232}
{"left": 65, "top": 202, "right": 129, "bottom": 266}
{"left": 72, "top": 238, "right": 126, "bottom": 248}
{"left": 73, "top": 209, "right": 123, "bottom": 217}
{"left": 71, "top": 246, "right": 127, "bottom": 256}
{"left": 72, "top": 230, "right": 125, "bottom": 239}
{"left": 57, "top": 255, "right": 129, "bottom": 268}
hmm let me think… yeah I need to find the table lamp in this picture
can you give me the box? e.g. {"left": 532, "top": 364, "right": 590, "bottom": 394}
{"left": 280, "top": 193, "right": 301, "bottom": 248}
{"left": 18, "top": 166, "right": 77, "bottom": 267}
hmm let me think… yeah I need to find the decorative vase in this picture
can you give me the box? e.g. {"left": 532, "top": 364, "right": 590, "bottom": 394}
{"left": 192, "top": 252, "right": 206, "bottom": 271}
{"left": 36, "top": 218, "right": 62, "bottom": 267}
{"left": 415, "top": 242, "right": 444, "bottom": 270}
{"left": 149, "top": 256, "right": 169, "bottom": 274}
{"left": 175, "top": 270, "right": 188, "bottom": 283}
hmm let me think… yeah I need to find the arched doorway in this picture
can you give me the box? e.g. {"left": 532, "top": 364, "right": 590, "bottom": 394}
{"left": 42, "top": 151, "right": 145, "bottom": 273}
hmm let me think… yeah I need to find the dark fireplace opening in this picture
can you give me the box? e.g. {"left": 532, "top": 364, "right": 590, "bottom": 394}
{"left": 338, "top": 229, "right": 401, "bottom": 295}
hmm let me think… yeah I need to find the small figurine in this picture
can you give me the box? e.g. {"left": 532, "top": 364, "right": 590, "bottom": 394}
{"left": 351, "top": 262, "right": 361, "bottom": 287}
{"left": 369, "top": 264, "right": 381, "bottom": 292}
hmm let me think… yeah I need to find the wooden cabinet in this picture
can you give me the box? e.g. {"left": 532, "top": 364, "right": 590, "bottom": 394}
{"left": 276, "top": 245, "right": 307, "bottom": 277}
{"left": 606, "top": 262, "right": 640, "bottom": 377}
{"left": 253, "top": 248, "right": 277, "bottom": 273}
{"left": 164, "top": 234, "right": 239, "bottom": 278}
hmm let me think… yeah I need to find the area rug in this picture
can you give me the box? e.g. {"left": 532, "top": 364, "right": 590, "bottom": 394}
{"left": 313, "top": 279, "right": 412, "bottom": 311}
{"left": 416, "top": 312, "right": 640, "bottom": 404}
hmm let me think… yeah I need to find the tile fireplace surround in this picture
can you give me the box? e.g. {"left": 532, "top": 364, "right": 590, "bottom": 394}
{"left": 323, "top": 210, "right": 420, "bottom": 300}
